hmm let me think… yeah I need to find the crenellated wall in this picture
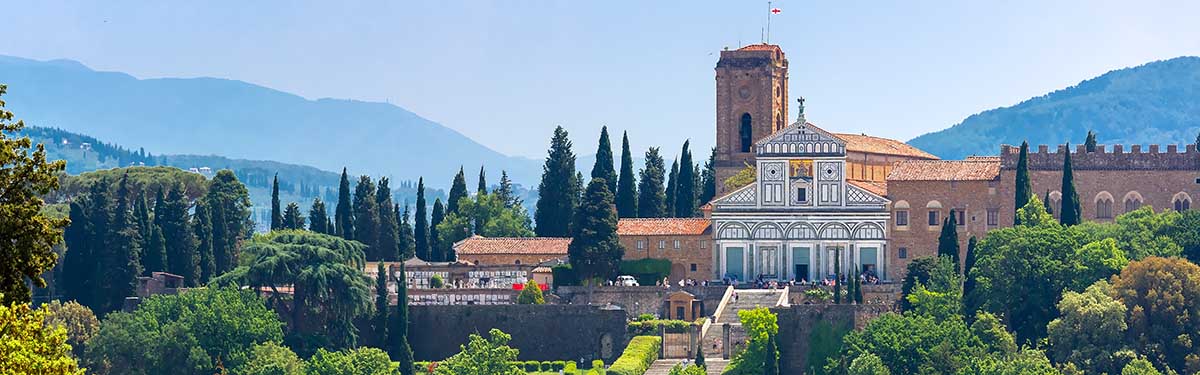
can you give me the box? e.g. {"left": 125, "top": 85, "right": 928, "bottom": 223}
{"left": 1000, "top": 143, "right": 1200, "bottom": 170}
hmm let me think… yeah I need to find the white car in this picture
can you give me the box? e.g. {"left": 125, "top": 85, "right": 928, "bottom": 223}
{"left": 615, "top": 275, "right": 640, "bottom": 286}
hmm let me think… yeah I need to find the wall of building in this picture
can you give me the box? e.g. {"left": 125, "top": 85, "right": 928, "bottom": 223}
{"left": 885, "top": 178, "right": 1002, "bottom": 279}
{"left": 552, "top": 285, "right": 727, "bottom": 318}
{"left": 457, "top": 253, "right": 566, "bottom": 267}
{"left": 408, "top": 304, "right": 628, "bottom": 363}
{"left": 619, "top": 234, "right": 713, "bottom": 282}
{"left": 714, "top": 47, "right": 788, "bottom": 194}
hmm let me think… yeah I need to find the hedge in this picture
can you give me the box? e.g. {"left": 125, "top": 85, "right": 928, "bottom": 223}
{"left": 414, "top": 360, "right": 568, "bottom": 374}
{"left": 627, "top": 319, "right": 699, "bottom": 335}
{"left": 607, "top": 336, "right": 662, "bottom": 375}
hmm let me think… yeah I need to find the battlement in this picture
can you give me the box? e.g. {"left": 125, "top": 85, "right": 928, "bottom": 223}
{"left": 999, "top": 143, "right": 1200, "bottom": 171}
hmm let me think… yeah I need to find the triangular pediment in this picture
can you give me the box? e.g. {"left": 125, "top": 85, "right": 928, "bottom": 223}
{"left": 712, "top": 183, "right": 757, "bottom": 207}
{"left": 754, "top": 120, "right": 847, "bottom": 157}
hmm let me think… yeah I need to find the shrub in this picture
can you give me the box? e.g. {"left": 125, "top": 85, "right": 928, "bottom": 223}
{"left": 566, "top": 361, "right": 578, "bottom": 372}
{"left": 524, "top": 360, "right": 540, "bottom": 371}
{"left": 517, "top": 279, "right": 546, "bottom": 305}
{"left": 804, "top": 288, "right": 833, "bottom": 303}
{"left": 592, "top": 359, "right": 605, "bottom": 370}
{"left": 430, "top": 274, "right": 445, "bottom": 288}
{"left": 636, "top": 314, "right": 656, "bottom": 322}
{"left": 607, "top": 336, "right": 662, "bottom": 375}
{"left": 550, "top": 361, "right": 566, "bottom": 371}
{"left": 552, "top": 264, "right": 580, "bottom": 287}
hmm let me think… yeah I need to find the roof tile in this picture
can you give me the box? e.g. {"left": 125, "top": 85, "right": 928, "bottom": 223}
{"left": 834, "top": 133, "right": 939, "bottom": 159}
{"left": 617, "top": 218, "right": 711, "bottom": 236}
{"left": 887, "top": 160, "right": 1001, "bottom": 181}
{"left": 454, "top": 236, "right": 571, "bottom": 255}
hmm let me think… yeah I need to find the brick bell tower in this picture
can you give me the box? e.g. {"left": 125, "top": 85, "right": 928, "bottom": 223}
{"left": 714, "top": 44, "right": 789, "bottom": 194}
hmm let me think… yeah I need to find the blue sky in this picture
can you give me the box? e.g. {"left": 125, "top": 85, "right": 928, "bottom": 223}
{"left": 3, "top": 1, "right": 1199, "bottom": 159}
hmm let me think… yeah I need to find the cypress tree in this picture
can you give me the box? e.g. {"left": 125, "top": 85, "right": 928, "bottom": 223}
{"left": 374, "top": 262, "right": 389, "bottom": 347}
{"left": 75, "top": 180, "right": 112, "bottom": 310}
{"left": 477, "top": 166, "right": 488, "bottom": 196}
{"left": 937, "top": 214, "right": 960, "bottom": 269}
{"left": 354, "top": 175, "right": 381, "bottom": 259}
{"left": 675, "top": 141, "right": 696, "bottom": 218}
{"left": 309, "top": 197, "right": 329, "bottom": 234}
{"left": 143, "top": 221, "right": 167, "bottom": 276}
{"left": 535, "top": 126, "right": 579, "bottom": 237}
{"left": 270, "top": 174, "right": 282, "bottom": 230}
{"left": 1195, "top": 131, "right": 1200, "bottom": 150}
{"left": 447, "top": 167, "right": 468, "bottom": 215}
{"left": 104, "top": 175, "right": 142, "bottom": 313}
{"left": 700, "top": 147, "right": 717, "bottom": 207}
{"left": 62, "top": 200, "right": 96, "bottom": 308}
{"left": 853, "top": 272, "right": 864, "bottom": 304}
{"left": 205, "top": 170, "right": 251, "bottom": 276}
{"left": 430, "top": 198, "right": 446, "bottom": 262}
{"left": 283, "top": 202, "right": 305, "bottom": 230}
{"left": 1060, "top": 144, "right": 1082, "bottom": 226}
{"left": 134, "top": 193, "right": 152, "bottom": 258}
{"left": 398, "top": 204, "right": 415, "bottom": 260}
{"left": 162, "top": 184, "right": 199, "bottom": 286}
{"left": 1044, "top": 189, "right": 1054, "bottom": 216}
{"left": 388, "top": 261, "right": 415, "bottom": 373}
{"left": 962, "top": 236, "right": 979, "bottom": 313}
{"left": 495, "top": 171, "right": 519, "bottom": 208}
{"left": 1084, "top": 130, "right": 1097, "bottom": 152}
{"left": 764, "top": 333, "right": 779, "bottom": 375}
{"left": 194, "top": 200, "right": 215, "bottom": 283}
{"left": 377, "top": 178, "right": 401, "bottom": 261}
{"left": 665, "top": 159, "right": 679, "bottom": 218}
{"left": 568, "top": 178, "right": 625, "bottom": 285}
{"left": 414, "top": 178, "right": 430, "bottom": 261}
{"left": 1014, "top": 141, "right": 1032, "bottom": 224}
{"left": 615, "top": 131, "right": 637, "bottom": 218}
{"left": 637, "top": 147, "right": 667, "bottom": 218}
{"left": 591, "top": 126, "right": 617, "bottom": 194}
{"left": 336, "top": 168, "right": 354, "bottom": 239}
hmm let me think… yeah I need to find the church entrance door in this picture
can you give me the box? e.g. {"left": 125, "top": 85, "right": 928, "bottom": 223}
{"left": 759, "top": 246, "right": 778, "bottom": 279}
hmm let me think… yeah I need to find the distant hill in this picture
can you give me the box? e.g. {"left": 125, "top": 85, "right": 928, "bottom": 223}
{"left": 909, "top": 56, "right": 1200, "bottom": 159}
{"left": 0, "top": 55, "right": 541, "bottom": 187}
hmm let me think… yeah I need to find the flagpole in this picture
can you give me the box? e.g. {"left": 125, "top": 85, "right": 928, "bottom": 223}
{"left": 767, "top": 1, "right": 772, "bottom": 44}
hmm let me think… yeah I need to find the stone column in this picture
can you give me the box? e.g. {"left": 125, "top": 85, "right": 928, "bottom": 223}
{"left": 688, "top": 325, "right": 697, "bottom": 359}
{"left": 722, "top": 323, "right": 732, "bottom": 359}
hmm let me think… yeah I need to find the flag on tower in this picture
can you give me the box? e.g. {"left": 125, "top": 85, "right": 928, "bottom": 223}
{"left": 771, "top": 7, "right": 782, "bottom": 14}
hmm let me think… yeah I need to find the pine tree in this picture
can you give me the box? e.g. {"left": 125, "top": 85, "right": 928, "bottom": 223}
{"left": 495, "top": 171, "right": 520, "bottom": 208}
{"left": 162, "top": 184, "right": 199, "bottom": 286}
{"left": 270, "top": 174, "right": 283, "bottom": 231}
{"left": 398, "top": 204, "right": 415, "bottom": 260}
{"left": 205, "top": 170, "right": 251, "bottom": 276}
{"left": 336, "top": 168, "right": 354, "bottom": 239}
{"left": 388, "top": 262, "right": 415, "bottom": 373}
{"left": 700, "top": 147, "right": 717, "bottom": 207}
{"left": 477, "top": 166, "right": 488, "bottom": 196}
{"left": 937, "top": 214, "right": 960, "bottom": 269}
{"left": 430, "top": 198, "right": 446, "bottom": 262}
{"left": 615, "top": 131, "right": 638, "bottom": 218}
{"left": 1060, "top": 144, "right": 1082, "bottom": 226}
{"left": 447, "top": 167, "right": 468, "bottom": 215}
{"left": 193, "top": 200, "right": 215, "bottom": 283}
{"left": 1084, "top": 130, "right": 1097, "bottom": 152}
{"left": 377, "top": 178, "right": 401, "bottom": 261}
{"left": 103, "top": 175, "right": 142, "bottom": 313}
{"left": 568, "top": 178, "right": 625, "bottom": 285}
{"left": 283, "top": 202, "right": 305, "bottom": 230}
{"left": 675, "top": 141, "right": 696, "bottom": 218}
{"left": 1014, "top": 141, "right": 1032, "bottom": 224}
{"left": 535, "top": 126, "right": 579, "bottom": 237}
{"left": 354, "top": 175, "right": 381, "bottom": 259}
{"left": 374, "top": 262, "right": 389, "bottom": 348}
{"left": 591, "top": 126, "right": 618, "bottom": 194}
{"left": 309, "top": 197, "right": 329, "bottom": 234}
{"left": 637, "top": 147, "right": 668, "bottom": 218}
{"left": 665, "top": 159, "right": 679, "bottom": 218}
{"left": 414, "top": 178, "right": 430, "bottom": 261}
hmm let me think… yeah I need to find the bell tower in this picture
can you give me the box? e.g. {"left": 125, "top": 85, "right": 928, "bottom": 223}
{"left": 714, "top": 44, "right": 789, "bottom": 194}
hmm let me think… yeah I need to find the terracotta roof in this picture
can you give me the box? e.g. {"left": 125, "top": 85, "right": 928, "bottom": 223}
{"left": 737, "top": 43, "right": 782, "bottom": 52}
{"left": 834, "top": 133, "right": 939, "bottom": 159}
{"left": 966, "top": 156, "right": 1001, "bottom": 162}
{"left": 848, "top": 179, "right": 888, "bottom": 197}
{"left": 887, "top": 160, "right": 1001, "bottom": 181}
{"left": 454, "top": 236, "right": 571, "bottom": 255}
{"left": 617, "top": 218, "right": 711, "bottom": 236}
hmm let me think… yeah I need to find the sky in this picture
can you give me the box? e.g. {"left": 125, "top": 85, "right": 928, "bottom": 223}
{"left": 3, "top": 1, "right": 1199, "bottom": 159}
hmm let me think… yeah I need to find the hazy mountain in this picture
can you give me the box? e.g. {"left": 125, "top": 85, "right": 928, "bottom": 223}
{"left": 909, "top": 56, "right": 1200, "bottom": 159}
{"left": 0, "top": 55, "right": 541, "bottom": 188}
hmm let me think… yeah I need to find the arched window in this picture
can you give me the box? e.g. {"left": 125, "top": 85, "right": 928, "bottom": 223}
{"left": 1174, "top": 192, "right": 1193, "bottom": 212}
{"left": 1095, "top": 192, "right": 1114, "bottom": 219}
{"left": 1123, "top": 192, "right": 1144, "bottom": 213}
{"left": 739, "top": 113, "right": 753, "bottom": 152}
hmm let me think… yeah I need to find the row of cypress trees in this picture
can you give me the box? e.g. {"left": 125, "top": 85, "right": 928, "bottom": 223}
{"left": 1013, "top": 140, "right": 1082, "bottom": 227}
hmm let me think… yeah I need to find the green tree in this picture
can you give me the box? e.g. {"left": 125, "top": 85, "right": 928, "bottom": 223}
{"left": 353, "top": 175, "right": 380, "bottom": 259}
{"left": 853, "top": 272, "right": 864, "bottom": 304}
{"left": 517, "top": 279, "right": 545, "bottom": 304}
{"left": 1111, "top": 257, "right": 1200, "bottom": 374}
{"left": 373, "top": 262, "right": 389, "bottom": 348}
{"left": 665, "top": 158, "right": 679, "bottom": 218}
{"left": 725, "top": 307, "right": 779, "bottom": 375}
{"left": 1014, "top": 141, "right": 1032, "bottom": 224}
{"left": 848, "top": 353, "right": 890, "bottom": 375}
{"left": 675, "top": 141, "right": 696, "bottom": 218}
{"left": 447, "top": 167, "right": 468, "bottom": 215}
{"left": 433, "top": 329, "right": 524, "bottom": 375}
{"left": 206, "top": 169, "right": 252, "bottom": 276}
{"left": 193, "top": 200, "right": 216, "bottom": 283}
{"left": 102, "top": 174, "right": 142, "bottom": 312}
{"left": 1084, "top": 130, "right": 1097, "bottom": 152}
{"left": 0, "top": 298, "right": 84, "bottom": 374}
{"left": 1043, "top": 189, "right": 1054, "bottom": 217}
{"left": 699, "top": 147, "right": 717, "bottom": 207}
{"left": 61, "top": 200, "right": 95, "bottom": 308}
{"left": 398, "top": 204, "right": 415, "bottom": 260}
{"left": 834, "top": 246, "right": 842, "bottom": 304}
{"left": 270, "top": 174, "right": 282, "bottom": 230}
{"left": 143, "top": 217, "right": 167, "bottom": 275}
{"left": 724, "top": 164, "right": 756, "bottom": 191}
{"left": 134, "top": 193, "right": 157, "bottom": 274}
{"left": 163, "top": 184, "right": 199, "bottom": 286}
{"left": 0, "top": 85, "right": 69, "bottom": 304}
{"left": 477, "top": 166, "right": 488, "bottom": 196}
{"left": 40, "top": 299, "right": 100, "bottom": 359}
{"left": 900, "top": 256, "right": 958, "bottom": 312}
{"left": 305, "top": 347, "right": 394, "bottom": 375}
{"left": 414, "top": 178, "right": 430, "bottom": 261}
{"left": 84, "top": 288, "right": 284, "bottom": 375}
{"left": 495, "top": 171, "right": 520, "bottom": 208}
{"left": 937, "top": 214, "right": 960, "bottom": 269}
{"left": 1122, "top": 358, "right": 1163, "bottom": 375}
{"left": 591, "top": 126, "right": 618, "bottom": 194}
{"left": 335, "top": 168, "right": 354, "bottom": 239}
{"left": 282, "top": 202, "right": 305, "bottom": 230}
{"left": 430, "top": 198, "right": 446, "bottom": 261}
{"left": 229, "top": 342, "right": 304, "bottom": 375}
{"left": 568, "top": 178, "right": 625, "bottom": 285}
{"left": 376, "top": 178, "right": 400, "bottom": 260}
{"left": 1060, "top": 144, "right": 1082, "bottom": 226}
{"left": 615, "top": 131, "right": 638, "bottom": 218}
{"left": 962, "top": 236, "right": 979, "bottom": 311}
{"left": 637, "top": 147, "right": 667, "bottom": 218}
{"left": 535, "top": 126, "right": 579, "bottom": 237}
{"left": 1071, "top": 238, "right": 1128, "bottom": 289}
{"left": 838, "top": 313, "right": 979, "bottom": 375}
{"left": 1047, "top": 280, "right": 1131, "bottom": 375}
{"left": 388, "top": 262, "right": 415, "bottom": 374}
{"left": 309, "top": 197, "right": 329, "bottom": 234}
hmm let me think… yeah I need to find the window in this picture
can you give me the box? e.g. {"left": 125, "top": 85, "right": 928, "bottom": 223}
{"left": 673, "top": 240, "right": 681, "bottom": 249}
{"left": 1097, "top": 199, "right": 1114, "bottom": 219}
{"left": 987, "top": 209, "right": 999, "bottom": 226}
{"left": 700, "top": 240, "right": 708, "bottom": 248}
{"left": 690, "top": 264, "right": 698, "bottom": 272}
{"left": 954, "top": 209, "right": 965, "bottom": 226}
{"left": 895, "top": 210, "right": 909, "bottom": 226}
{"left": 1125, "top": 198, "right": 1142, "bottom": 212}
{"left": 739, "top": 114, "right": 753, "bottom": 152}
{"left": 1177, "top": 198, "right": 1192, "bottom": 212}
{"left": 928, "top": 210, "right": 939, "bottom": 226}
{"left": 898, "top": 247, "right": 908, "bottom": 259}
{"left": 636, "top": 240, "right": 645, "bottom": 250}
{"left": 514, "top": 259, "right": 521, "bottom": 265}
{"left": 797, "top": 187, "right": 808, "bottom": 202}
{"left": 658, "top": 240, "right": 666, "bottom": 249}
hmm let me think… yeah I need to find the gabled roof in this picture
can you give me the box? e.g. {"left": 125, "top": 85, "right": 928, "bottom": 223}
{"left": 617, "top": 218, "right": 711, "bottom": 236}
{"left": 887, "top": 159, "right": 1001, "bottom": 181}
{"left": 848, "top": 179, "right": 888, "bottom": 197}
{"left": 453, "top": 236, "right": 571, "bottom": 255}
{"left": 754, "top": 120, "right": 848, "bottom": 157}
{"left": 834, "top": 133, "right": 939, "bottom": 159}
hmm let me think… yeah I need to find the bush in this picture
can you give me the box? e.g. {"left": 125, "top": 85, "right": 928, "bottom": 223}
{"left": 517, "top": 279, "right": 546, "bottom": 305}
{"left": 550, "top": 361, "right": 566, "bottom": 371}
{"left": 566, "top": 361, "right": 578, "bottom": 372}
{"left": 592, "top": 359, "right": 606, "bottom": 371}
{"left": 524, "top": 361, "right": 540, "bottom": 371}
{"left": 430, "top": 274, "right": 445, "bottom": 288}
{"left": 607, "top": 336, "right": 662, "bottom": 375}
{"left": 804, "top": 288, "right": 833, "bottom": 303}
{"left": 628, "top": 319, "right": 697, "bottom": 335}
{"left": 636, "top": 314, "right": 656, "bottom": 322}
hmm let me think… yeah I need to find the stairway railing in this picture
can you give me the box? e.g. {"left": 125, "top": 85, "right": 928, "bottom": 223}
{"left": 701, "top": 285, "right": 735, "bottom": 339}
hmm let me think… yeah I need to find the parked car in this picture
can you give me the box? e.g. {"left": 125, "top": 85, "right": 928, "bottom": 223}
{"left": 615, "top": 275, "right": 639, "bottom": 286}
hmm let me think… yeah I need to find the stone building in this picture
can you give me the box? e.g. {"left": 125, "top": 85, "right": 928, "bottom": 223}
{"left": 452, "top": 236, "right": 571, "bottom": 266}
{"left": 616, "top": 218, "right": 713, "bottom": 282}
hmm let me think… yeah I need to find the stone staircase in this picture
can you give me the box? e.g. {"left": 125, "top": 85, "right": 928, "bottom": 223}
{"left": 645, "top": 359, "right": 730, "bottom": 375}
{"left": 700, "top": 289, "right": 786, "bottom": 359}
